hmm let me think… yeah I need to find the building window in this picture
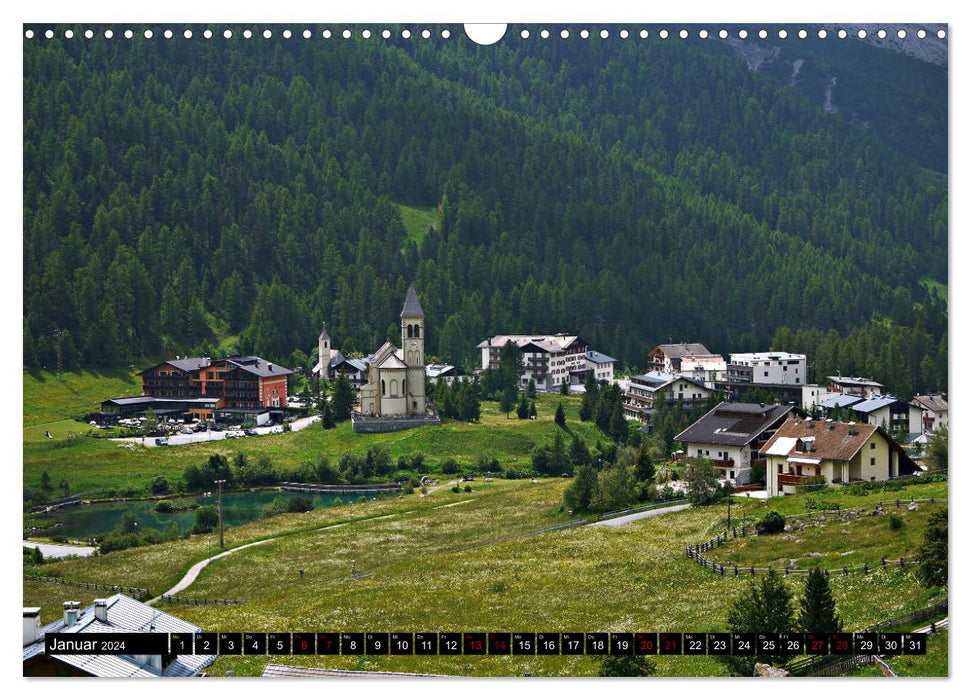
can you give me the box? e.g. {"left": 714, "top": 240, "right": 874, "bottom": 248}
{"left": 871, "top": 443, "right": 876, "bottom": 449}
{"left": 870, "top": 457, "right": 876, "bottom": 466}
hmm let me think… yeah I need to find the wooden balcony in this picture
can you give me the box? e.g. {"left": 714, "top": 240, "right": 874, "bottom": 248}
{"left": 712, "top": 459, "right": 735, "bottom": 469}
{"left": 777, "top": 474, "right": 816, "bottom": 486}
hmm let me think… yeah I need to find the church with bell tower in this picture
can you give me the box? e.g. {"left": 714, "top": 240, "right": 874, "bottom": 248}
{"left": 358, "top": 285, "right": 429, "bottom": 418}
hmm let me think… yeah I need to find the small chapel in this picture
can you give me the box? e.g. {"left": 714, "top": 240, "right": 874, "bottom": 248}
{"left": 358, "top": 285, "right": 429, "bottom": 418}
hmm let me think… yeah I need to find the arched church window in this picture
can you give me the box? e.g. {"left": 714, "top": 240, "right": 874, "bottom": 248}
{"left": 414, "top": 325, "right": 420, "bottom": 338}
{"left": 381, "top": 380, "right": 386, "bottom": 396}
{"left": 390, "top": 379, "right": 398, "bottom": 396}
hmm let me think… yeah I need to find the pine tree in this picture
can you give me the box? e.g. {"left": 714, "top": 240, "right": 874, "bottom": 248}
{"left": 550, "top": 430, "right": 571, "bottom": 475}
{"left": 797, "top": 568, "right": 842, "bottom": 633}
{"left": 560, "top": 379, "right": 570, "bottom": 395}
{"left": 917, "top": 507, "right": 948, "bottom": 588}
{"left": 526, "top": 378, "right": 537, "bottom": 399}
{"left": 723, "top": 569, "right": 795, "bottom": 674}
{"left": 563, "top": 463, "right": 597, "bottom": 511}
{"left": 500, "top": 386, "right": 517, "bottom": 418}
{"left": 528, "top": 400, "right": 537, "bottom": 419}
{"left": 555, "top": 403, "right": 566, "bottom": 426}
{"left": 331, "top": 373, "right": 356, "bottom": 422}
{"left": 609, "top": 400, "right": 629, "bottom": 443}
{"left": 322, "top": 400, "right": 335, "bottom": 429}
{"left": 516, "top": 394, "right": 529, "bottom": 420}
{"left": 635, "top": 442, "right": 655, "bottom": 483}
{"left": 569, "top": 434, "right": 591, "bottom": 466}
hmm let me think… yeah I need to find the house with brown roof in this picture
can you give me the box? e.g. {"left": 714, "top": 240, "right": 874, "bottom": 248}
{"left": 910, "top": 394, "right": 948, "bottom": 434}
{"left": 649, "top": 343, "right": 723, "bottom": 376}
{"left": 761, "top": 418, "right": 919, "bottom": 497}
{"left": 674, "top": 402, "right": 797, "bottom": 484}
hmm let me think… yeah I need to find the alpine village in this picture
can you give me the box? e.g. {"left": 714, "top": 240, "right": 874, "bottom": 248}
{"left": 22, "top": 24, "right": 948, "bottom": 679}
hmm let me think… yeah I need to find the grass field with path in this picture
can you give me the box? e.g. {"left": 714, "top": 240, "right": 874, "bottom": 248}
{"left": 24, "top": 479, "right": 946, "bottom": 677}
{"left": 395, "top": 202, "right": 439, "bottom": 246}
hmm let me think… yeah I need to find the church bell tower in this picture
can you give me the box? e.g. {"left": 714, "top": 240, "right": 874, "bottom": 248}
{"left": 400, "top": 285, "right": 426, "bottom": 415}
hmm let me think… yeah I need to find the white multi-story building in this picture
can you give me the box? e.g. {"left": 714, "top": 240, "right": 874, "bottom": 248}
{"left": 730, "top": 352, "right": 807, "bottom": 385}
{"left": 477, "top": 334, "right": 615, "bottom": 392}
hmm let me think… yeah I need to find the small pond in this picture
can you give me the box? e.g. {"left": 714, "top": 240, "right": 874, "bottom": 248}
{"left": 27, "top": 489, "right": 382, "bottom": 540}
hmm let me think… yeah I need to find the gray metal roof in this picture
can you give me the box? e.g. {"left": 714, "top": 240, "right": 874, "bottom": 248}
{"left": 223, "top": 355, "right": 293, "bottom": 378}
{"left": 586, "top": 350, "right": 617, "bottom": 364}
{"left": 166, "top": 357, "right": 212, "bottom": 373}
{"left": 675, "top": 402, "right": 795, "bottom": 447}
{"left": 820, "top": 394, "right": 864, "bottom": 409}
{"left": 22, "top": 594, "right": 216, "bottom": 678}
{"left": 400, "top": 285, "right": 425, "bottom": 318}
{"left": 852, "top": 396, "right": 903, "bottom": 414}
{"left": 319, "top": 323, "right": 330, "bottom": 341}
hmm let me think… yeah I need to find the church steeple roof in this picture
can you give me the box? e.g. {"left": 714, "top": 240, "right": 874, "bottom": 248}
{"left": 319, "top": 323, "right": 330, "bottom": 341}
{"left": 400, "top": 285, "right": 424, "bottom": 319}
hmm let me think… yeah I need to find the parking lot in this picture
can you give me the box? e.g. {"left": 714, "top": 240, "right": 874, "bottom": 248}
{"left": 111, "top": 415, "right": 320, "bottom": 447}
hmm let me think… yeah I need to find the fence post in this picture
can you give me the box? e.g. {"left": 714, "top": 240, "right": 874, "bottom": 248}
{"left": 734, "top": 565, "right": 739, "bottom": 576}
{"left": 882, "top": 556, "right": 886, "bottom": 569}
{"left": 720, "top": 565, "right": 725, "bottom": 576}
{"left": 863, "top": 563, "right": 868, "bottom": 574}
{"left": 931, "top": 622, "right": 936, "bottom": 634}
{"left": 843, "top": 566, "right": 848, "bottom": 576}
{"left": 733, "top": 527, "right": 737, "bottom": 538}
{"left": 825, "top": 569, "right": 830, "bottom": 579}
{"left": 751, "top": 567, "right": 755, "bottom": 576}
{"left": 896, "top": 499, "right": 900, "bottom": 508}
{"left": 899, "top": 557, "right": 904, "bottom": 568}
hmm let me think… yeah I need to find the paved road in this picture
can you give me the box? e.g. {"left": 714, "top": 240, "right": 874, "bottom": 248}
{"left": 586, "top": 502, "right": 693, "bottom": 527}
{"left": 23, "top": 540, "right": 97, "bottom": 558}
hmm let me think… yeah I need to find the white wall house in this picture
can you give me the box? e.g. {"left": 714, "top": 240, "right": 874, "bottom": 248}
{"left": 802, "top": 383, "right": 841, "bottom": 413}
{"left": 910, "top": 394, "right": 948, "bottom": 434}
{"left": 478, "top": 334, "right": 613, "bottom": 392}
{"left": 850, "top": 396, "right": 923, "bottom": 440}
{"left": 730, "top": 352, "right": 807, "bottom": 385}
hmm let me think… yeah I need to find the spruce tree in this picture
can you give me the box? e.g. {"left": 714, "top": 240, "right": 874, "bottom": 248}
{"left": 526, "top": 378, "right": 537, "bottom": 399}
{"left": 635, "top": 442, "right": 655, "bottom": 483}
{"left": 500, "top": 386, "right": 517, "bottom": 418}
{"left": 516, "top": 394, "right": 529, "bottom": 420}
{"left": 797, "top": 568, "right": 842, "bottom": 633}
{"left": 331, "top": 373, "right": 356, "bottom": 422}
{"left": 723, "top": 569, "right": 795, "bottom": 675}
{"left": 322, "top": 400, "right": 335, "bottom": 429}
{"left": 917, "top": 507, "right": 948, "bottom": 588}
{"left": 528, "top": 400, "right": 537, "bottom": 419}
{"left": 555, "top": 403, "right": 566, "bottom": 426}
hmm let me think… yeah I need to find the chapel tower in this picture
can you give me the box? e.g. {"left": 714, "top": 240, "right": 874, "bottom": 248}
{"left": 401, "top": 285, "right": 426, "bottom": 414}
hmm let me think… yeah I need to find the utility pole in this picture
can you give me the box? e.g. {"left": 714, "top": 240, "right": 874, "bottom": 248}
{"left": 215, "top": 479, "right": 227, "bottom": 548}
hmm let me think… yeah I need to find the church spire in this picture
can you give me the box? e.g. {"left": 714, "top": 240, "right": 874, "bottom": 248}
{"left": 319, "top": 323, "right": 330, "bottom": 341}
{"left": 400, "top": 284, "right": 424, "bottom": 318}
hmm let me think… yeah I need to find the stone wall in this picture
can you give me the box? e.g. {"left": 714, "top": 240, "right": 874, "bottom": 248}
{"left": 351, "top": 415, "right": 442, "bottom": 434}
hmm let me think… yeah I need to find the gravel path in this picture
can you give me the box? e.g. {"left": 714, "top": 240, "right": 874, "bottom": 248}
{"left": 586, "top": 502, "right": 692, "bottom": 527}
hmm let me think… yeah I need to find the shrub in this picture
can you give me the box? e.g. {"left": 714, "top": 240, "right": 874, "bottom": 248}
{"left": 151, "top": 476, "right": 171, "bottom": 495}
{"left": 757, "top": 511, "right": 786, "bottom": 535}
{"left": 287, "top": 496, "right": 313, "bottom": 512}
{"left": 154, "top": 500, "right": 174, "bottom": 513}
{"left": 451, "top": 485, "right": 461, "bottom": 493}
{"left": 192, "top": 505, "right": 219, "bottom": 534}
{"left": 464, "top": 484, "right": 472, "bottom": 493}
{"left": 888, "top": 513, "right": 904, "bottom": 530}
{"left": 440, "top": 458, "right": 461, "bottom": 475}
{"left": 50, "top": 534, "right": 68, "bottom": 543}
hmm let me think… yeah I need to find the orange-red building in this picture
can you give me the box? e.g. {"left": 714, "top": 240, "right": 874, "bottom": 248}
{"left": 103, "top": 355, "right": 292, "bottom": 422}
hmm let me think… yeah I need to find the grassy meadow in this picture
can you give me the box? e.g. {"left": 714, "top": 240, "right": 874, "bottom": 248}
{"left": 23, "top": 369, "right": 600, "bottom": 495}
{"left": 24, "top": 478, "right": 946, "bottom": 677}
{"left": 395, "top": 202, "right": 439, "bottom": 246}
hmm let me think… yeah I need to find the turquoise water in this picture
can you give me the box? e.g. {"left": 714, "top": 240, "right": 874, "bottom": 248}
{"left": 28, "top": 490, "right": 380, "bottom": 539}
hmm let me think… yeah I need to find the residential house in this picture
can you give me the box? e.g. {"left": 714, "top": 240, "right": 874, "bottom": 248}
{"left": 477, "top": 333, "right": 613, "bottom": 391}
{"left": 802, "top": 384, "right": 841, "bottom": 414}
{"left": 623, "top": 371, "right": 714, "bottom": 423}
{"left": 648, "top": 343, "right": 723, "bottom": 376}
{"left": 23, "top": 595, "right": 216, "bottom": 677}
{"left": 674, "top": 402, "right": 796, "bottom": 484}
{"left": 311, "top": 325, "right": 367, "bottom": 386}
{"left": 425, "top": 363, "right": 468, "bottom": 386}
{"left": 762, "top": 418, "right": 919, "bottom": 497}
{"left": 849, "top": 396, "right": 923, "bottom": 441}
{"left": 827, "top": 375, "right": 884, "bottom": 398}
{"left": 729, "top": 352, "right": 807, "bottom": 386}
{"left": 910, "top": 394, "right": 948, "bottom": 435}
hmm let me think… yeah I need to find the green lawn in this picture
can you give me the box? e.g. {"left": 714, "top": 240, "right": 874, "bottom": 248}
{"left": 716, "top": 503, "right": 941, "bottom": 571}
{"left": 396, "top": 202, "right": 439, "bottom": 246}
{"left": 24, "top": 480, "right": 945, "bottom": 677}
{"left": 24, "top": 367, "right": 600, "bottom": 495}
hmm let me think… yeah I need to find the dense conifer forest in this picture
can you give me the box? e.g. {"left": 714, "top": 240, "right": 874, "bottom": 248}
{"left": 23, "top": 26, "right": 947, "bottom": 397}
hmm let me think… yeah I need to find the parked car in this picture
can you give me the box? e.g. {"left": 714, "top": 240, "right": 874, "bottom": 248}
{"left": 226, "top": 430, "right": 245, "bottom": 438}
{"left": 244, "top": 428, "right": 258, "bottom": 436}
{"left": 180, "top": 428, "right": 194, "bottom": 435}
{"left": 155, "top": 437, "right": 169, "bottom": 446}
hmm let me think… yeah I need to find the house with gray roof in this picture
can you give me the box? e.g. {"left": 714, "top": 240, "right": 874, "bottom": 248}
{"left": 23, "top": 595, "right": 216, "bottom": 677}
{"left": 623, "top": 371, "right": 715, "bottom": 423}
{"left": 674, "top": 402, "right": 797, "bottom": 485}
{"left": 850, "top": 396, "right": 923, "bottom": 442}
{"left": 910, "top": 394, "right": 948, "bottom": 434}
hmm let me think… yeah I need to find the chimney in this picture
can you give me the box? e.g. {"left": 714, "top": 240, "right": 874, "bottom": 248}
{"left": 63, "top": 601, "right": 80, "bottom": 627}
{"left": 93, "top": 599, "right": 109, "bottom": 623}
{"left": 268, "top": 363, "right": 273, "bottom": 371}
{"left": 23, "top": 608, "right": 42, "bottom": 646}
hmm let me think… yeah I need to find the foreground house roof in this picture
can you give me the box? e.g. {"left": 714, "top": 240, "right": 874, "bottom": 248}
{"left": 23, "top": 594, "right": 216, "bottom": 678}
{"left": 675, "top": 402, "right": 795, "bottom": 447}
{"left": 653, "top": 343, "right": 718, "bottom": 359}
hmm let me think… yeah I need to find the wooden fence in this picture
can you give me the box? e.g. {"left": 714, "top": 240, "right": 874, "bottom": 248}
{"left": 158, "top": 593, "right": 243, "bottom": 606}
{"left": 25, "top": 574, "right": 150, "bottom": 600}
{"left": 685, "top": 498, "right": 945, "bottom": 577}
